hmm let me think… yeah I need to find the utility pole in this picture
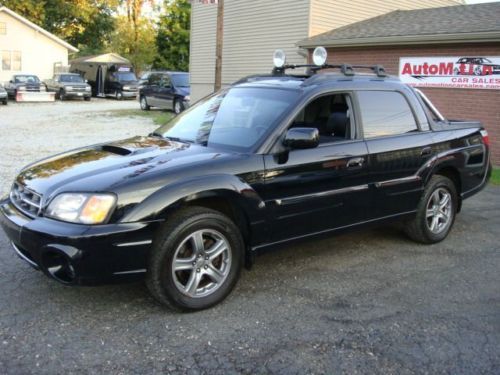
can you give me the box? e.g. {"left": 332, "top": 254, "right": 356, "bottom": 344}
{"left": 214, "top": 0, "right": 224, "bottom": 91}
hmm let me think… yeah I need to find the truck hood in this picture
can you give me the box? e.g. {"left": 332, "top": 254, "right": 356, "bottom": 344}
{"left": 15, "top": 136, "right": 234, "bottom": 202}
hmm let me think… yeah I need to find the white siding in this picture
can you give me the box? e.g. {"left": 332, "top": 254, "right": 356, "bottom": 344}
{"left": 189, "top": 2, "right": 218, "bottom": 102}
{"left": 309, "top": 0, "right": 464, "bottom": 36}
{"left": 0, "top": 11, "right": 69, "bottom": 83}
{"left": 221, "top": 0, "right": 310, "bottom": 85}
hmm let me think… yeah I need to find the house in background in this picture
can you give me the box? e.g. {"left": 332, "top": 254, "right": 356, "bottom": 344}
{"left": 189, "top": 0, "right": 463, "bottom": 102}
{"left": 0, "top": 6, "right": 78, "bottom": 83}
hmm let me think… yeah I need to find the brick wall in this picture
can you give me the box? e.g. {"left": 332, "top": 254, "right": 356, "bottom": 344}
{"left": 318, "top": 43, "right": 500, "bottom": 165}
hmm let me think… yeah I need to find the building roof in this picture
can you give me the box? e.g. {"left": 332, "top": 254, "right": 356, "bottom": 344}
{"left": 298, "top": 2, "right": 500, "bottom": 48}
{"left": 70, "top": 53, "right": 130, "bottom": 65}
{"left": 0, "top": 6, "right": 78, "bottom": 52}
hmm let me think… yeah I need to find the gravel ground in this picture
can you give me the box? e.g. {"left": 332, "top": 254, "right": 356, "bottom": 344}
{"left": 0, "top": 99, "right": 157, "bottom": 196}
{"left": 0, "top": 102, "right": 499, "bottom": 374}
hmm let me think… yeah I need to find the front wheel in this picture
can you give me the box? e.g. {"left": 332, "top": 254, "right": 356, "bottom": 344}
{"left": 59, "top": 89, "right": 66, "bottom": 101}
{"left": 115, "top": 91, "right": 123, "bottom": 100}
{"left": 405, "top": 175, "right": 457, "bottom": 244}
{"left": 1, "top": 98, "right": 6, "bottom": 105}
{"left": 146, "top": 207, "right": 244, "bottom": 311}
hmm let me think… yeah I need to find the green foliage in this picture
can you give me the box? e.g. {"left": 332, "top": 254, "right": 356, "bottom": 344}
{"left": 490, "top": 168, "right": 500, "bottom": 185}
{"left": 0, "top": 0, "right": 118, "bottom": 55}
{"left": 154, "top": 0, "right": 191, "bottom": 72}
{"left": 108, "top": 16, "right": 157, "bottom": 72}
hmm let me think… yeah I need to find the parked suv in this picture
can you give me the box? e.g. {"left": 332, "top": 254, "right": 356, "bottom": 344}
{"left": 5, "top": 74, "right": 47, "bottom": 100}
{"left": 139, "top": 71, "right": 190, "bottom": 114}
{"left": 45, "top": 73, "right": 92, "bottom": 101}
{"left": 0, "top": 84, "right": 7, "bottom": 105}
{"left": 0, "top": 48, "right": 491, "bottom": 311}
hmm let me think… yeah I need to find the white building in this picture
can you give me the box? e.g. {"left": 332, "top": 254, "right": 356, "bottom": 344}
{"left": 189, "top": 0, "right": 463, "bottom": 102}
{"left": 0, "top": 6, "right": 78, "bottom": 83}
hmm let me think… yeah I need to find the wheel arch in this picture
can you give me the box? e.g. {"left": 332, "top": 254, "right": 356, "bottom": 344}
{"left": 430, "top": 165, "right": 462, "bottom": 212}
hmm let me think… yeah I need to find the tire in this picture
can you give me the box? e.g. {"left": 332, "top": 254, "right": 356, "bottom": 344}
{"left": 59, "top": 89, "right": 66, "bottom": 101}
{"left": 84, "top": 96, "right": 91, "bottom": 102}
{"left": 173, "top": 99, "right": 183, "bottom": 115}
{"left": 1, "top": 98, "right": 6, "bottom": 105}
{"left": 140, "top": 95, "right": 150, "bottom": 110}
{"left": 115, "top": 91, "right": 123, "bottom": 100}
{"left": 405, "top": 175, "right": 458, "bottom": 244}
{"left": 146, "top": 207, "right": 244, "bottom": 311}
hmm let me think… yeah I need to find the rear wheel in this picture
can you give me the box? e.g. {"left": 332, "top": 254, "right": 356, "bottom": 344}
{"left": 173, "top": 99, "right": 183, "bottom": 115}
{"left": 405, "top": 175, "right": 457, "bottom": 244}
{"left": 146, "top": 207, "right": 244, "bottom": 311}
{"left": 140, "top": 95, "right": 150, "bottom": 110}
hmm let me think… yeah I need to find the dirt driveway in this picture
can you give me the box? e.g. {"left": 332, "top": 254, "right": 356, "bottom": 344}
{"left": 0, "top": 99, "right": 158, "bottom": 196}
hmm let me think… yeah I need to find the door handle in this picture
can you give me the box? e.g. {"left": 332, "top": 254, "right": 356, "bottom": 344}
{"left": 346, "top": 157, "right": 364, "bottom": 168}
{"left": 421, "top": 147, "right": 432, "bottom": 157}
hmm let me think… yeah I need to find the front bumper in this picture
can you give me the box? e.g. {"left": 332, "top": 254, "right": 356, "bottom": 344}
{"left": 122, "top": 90, "right": 138, "bottom": 98}
{"left": 0, "top": 198, "right": 160, "bottom": 285}
{"left": 64, "top": 90, "right": 91, "bottom": 98}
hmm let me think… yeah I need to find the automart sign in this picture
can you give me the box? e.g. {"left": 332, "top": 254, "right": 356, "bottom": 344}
{"left": 399, "top": 57, "right": 500, "bottom": 90}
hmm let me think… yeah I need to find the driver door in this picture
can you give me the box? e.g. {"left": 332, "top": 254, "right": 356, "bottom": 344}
{"left": 262, "top": 92, "right": 371, "bottom": 243}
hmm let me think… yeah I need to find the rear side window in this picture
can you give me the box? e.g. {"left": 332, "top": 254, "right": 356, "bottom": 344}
{"left": 358, "top": 91, "right": 418, "bottom": 138}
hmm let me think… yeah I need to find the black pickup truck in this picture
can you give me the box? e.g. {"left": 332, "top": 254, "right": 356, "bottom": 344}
{"left": 0, "top": 49, "right": 491, "bottom": 311}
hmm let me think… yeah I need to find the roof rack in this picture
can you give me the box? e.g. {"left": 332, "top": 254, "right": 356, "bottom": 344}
{"left": 272, "top": 63, "right": 388, "bottom": 78}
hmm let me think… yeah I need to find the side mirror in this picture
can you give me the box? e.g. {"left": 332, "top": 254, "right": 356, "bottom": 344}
{"left": 9, "top": 80, "right": 13, "bottom": 83}
{"left": 283, "top": 128, "right": 319, "bottom": 149}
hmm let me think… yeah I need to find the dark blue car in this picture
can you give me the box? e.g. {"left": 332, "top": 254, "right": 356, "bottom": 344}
{"left": 139, "top": 71, "right": 190, "bottom": 114}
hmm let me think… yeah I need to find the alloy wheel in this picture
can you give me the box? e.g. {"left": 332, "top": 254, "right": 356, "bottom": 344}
{"left": 171, "top": 229, "right": 232, "bottom": 298}
{"left": 426, "top": 187, "right": 453, "bottom": 234}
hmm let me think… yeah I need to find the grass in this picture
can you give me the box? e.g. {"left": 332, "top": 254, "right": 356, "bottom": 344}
{"left": 490, "top": 168, "right": 500, "bottom": 185}
{"left": 109, "top": 109, "right": 175, "bottom": 126}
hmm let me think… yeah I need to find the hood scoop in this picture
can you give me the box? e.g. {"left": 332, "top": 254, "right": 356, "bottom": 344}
{"left": 101, "top": 145, "right": 133, "bottom": 156}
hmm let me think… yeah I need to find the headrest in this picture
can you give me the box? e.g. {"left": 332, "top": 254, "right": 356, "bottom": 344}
{"left": 326, "top": 112, "right": 348, "bottom": 138}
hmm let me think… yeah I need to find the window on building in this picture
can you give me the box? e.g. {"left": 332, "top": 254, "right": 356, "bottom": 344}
{"left": 357, "top": 91, "right": 418, "bottom": 138}
{"left": 12, "top": 51, "right": 21, "bottom": 71}
{"left": 0, "top": 22, "right": 6, "bottom": 35}
{"left": 2, "top": 50, "right": 11, "bottom": 70}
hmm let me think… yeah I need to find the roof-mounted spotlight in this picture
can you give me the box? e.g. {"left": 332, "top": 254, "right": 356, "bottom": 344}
{"left": 273, "top": 49, "right": 287, "bottom": 68}
{"left": 312, "top": 46, "right": 328, "bottom": 66}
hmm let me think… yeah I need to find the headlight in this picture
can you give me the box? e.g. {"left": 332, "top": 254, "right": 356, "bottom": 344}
{"left": 46, "top": 193, "right": 116, "bottom": 224}
{"left": 123, "top": 85, "right": 130, "bottom": 90}
{"left": 39, "top": 85, "right": 46, "bottom": 92}
{"left": 85, "top": 86, "right": 91, "bottom": 91}
{"left": 65, "top": 86, "right": 73, "bottom": 91}
{"left": 18, "top": 86, "right": 26, "bottom": 91}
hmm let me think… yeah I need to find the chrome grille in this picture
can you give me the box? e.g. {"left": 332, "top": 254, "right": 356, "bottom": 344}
{"left": 10, "top": 182, "right": 43, "bottom": 217}
{"left": 71, "top": 86, "right": 87, "bottom": 92}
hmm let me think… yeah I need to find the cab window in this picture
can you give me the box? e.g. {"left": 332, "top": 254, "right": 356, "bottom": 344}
{"left": 159, "top": 75, "right": 171, "bottom": 88}
{"left": 357, "top": 91, "right": 418, "bottom": 138}
{"left": 290, "top": 93, "right": 353, "bottom": 144}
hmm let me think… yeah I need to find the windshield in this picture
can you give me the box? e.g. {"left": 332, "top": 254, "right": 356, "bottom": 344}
{"left": 115, "top": 72, "right": 137, "bottom": 82}
{"left": 171, "top": 73, "right": 189, "bottom": 87}
{"left": 59, "top": 74, "right": 84, "bottom": 83}
{"left": 155, "top": 87, "right": 299, "bottom": 152}
{"left": 14, "top": 75, "right": 40, "bottom": 84}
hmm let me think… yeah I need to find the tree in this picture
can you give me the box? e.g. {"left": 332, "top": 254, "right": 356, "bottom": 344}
{"left": 0, "top": 0, "right": 45, "bottom": 24}
{"left": 0, "top": 0, "right": 118, "bottom": 56}
{"left": 154, "top": 0, "right": 190, "bottom": 71}
{"left": 108, "top": 15, "right": 157, "bottom": 72}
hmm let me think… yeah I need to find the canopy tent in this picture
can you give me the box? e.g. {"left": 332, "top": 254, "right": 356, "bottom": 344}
{"left": 69, "top": 53, "right": 132, "bottom": 96}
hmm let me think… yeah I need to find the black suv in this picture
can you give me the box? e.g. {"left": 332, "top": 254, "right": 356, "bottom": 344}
{"left": 0, "top": 49, "right": 491, "bottom": 311}
{"left": 139, "top": 71, "right": 190, "bottom": 114}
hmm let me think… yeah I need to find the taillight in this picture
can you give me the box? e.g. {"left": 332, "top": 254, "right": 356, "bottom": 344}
{"left": 480, "top": 130, "right": 489, "bottom": 146}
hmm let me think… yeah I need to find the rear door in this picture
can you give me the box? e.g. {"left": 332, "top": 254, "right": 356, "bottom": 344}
{"left": 356, "top": 90, "right": 434, "bottom": 218}
{"left": 156, "top": 74, "right": 174, "bottom": 109}
{"left": 144, "top": 74, "right": 160, "bottom": 106}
